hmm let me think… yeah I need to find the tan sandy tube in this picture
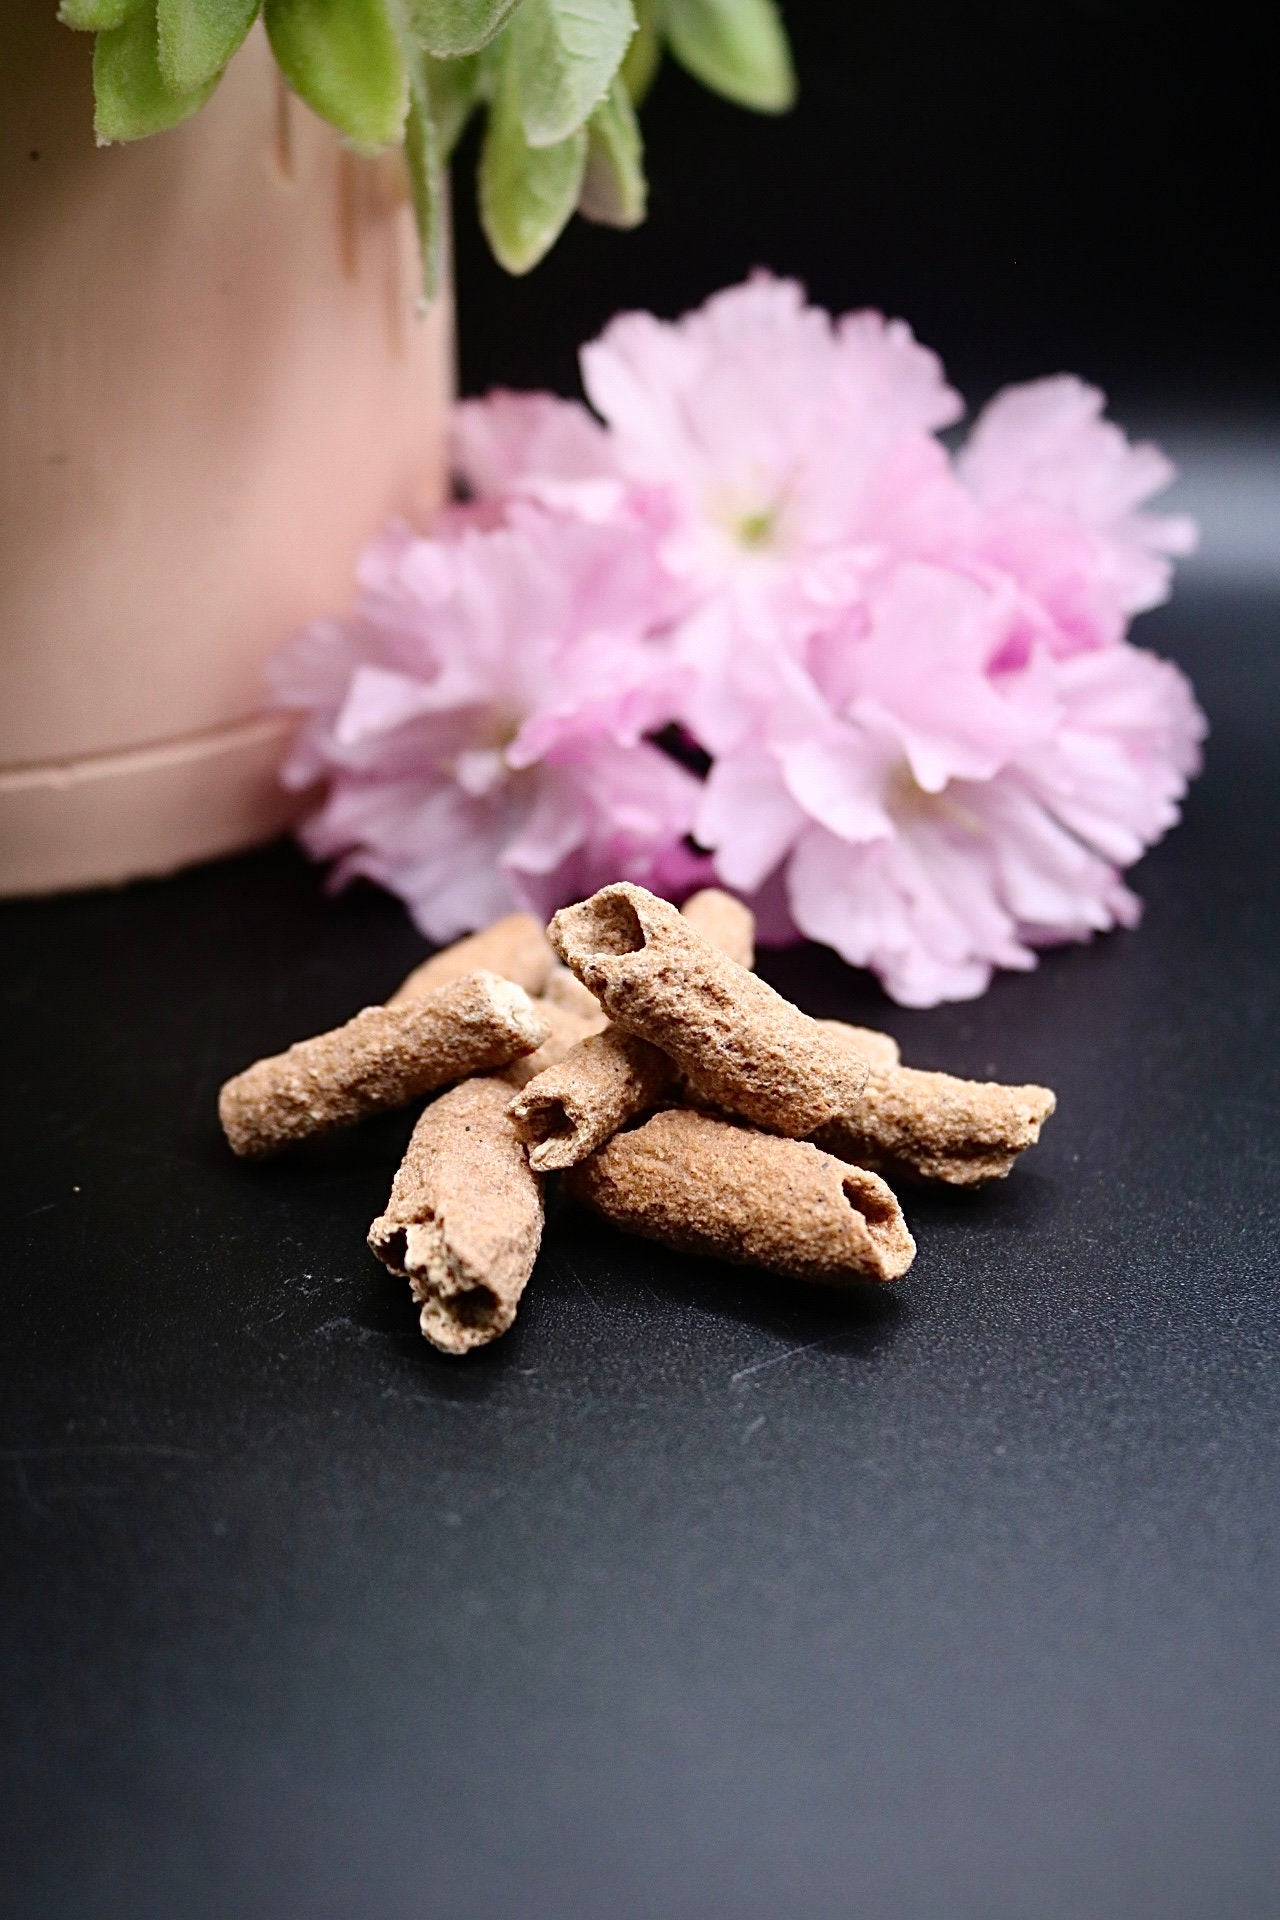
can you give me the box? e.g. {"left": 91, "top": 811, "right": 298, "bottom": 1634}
{"left": 218, "top": 972, "right": 548, "bottom": 1157}
{"left": 387, "top": 913, "right": 554, "bottom": 1008}
{"left": 497, "top": 1000, "right": 604, "bottom": 1091}
{"left": 814, "top": 1067, "right": 1056, "bottom": 1186}
{"left": 512, "top": 889, "right": 756, "bottom": 1168}
{"left": 540, "top": 962, "right": 609, "bottom": 1023}
{"left": 566, "top": 1108, "right": 915, "bottom": 1285}
{"left": 818, "top": 1019, "right": 901, "bottom": 1074}
{"left": 549, "top": 883, "right": 868, "bottom": 1136}
{"left": 368, "top": 1078, "right": 544, "bottom": 1354}
{"left": 509, "top": 1028, "right": 673, "bottom": 1172}
{"left": 680, "top": 889, "right": 755, "bottom": 969}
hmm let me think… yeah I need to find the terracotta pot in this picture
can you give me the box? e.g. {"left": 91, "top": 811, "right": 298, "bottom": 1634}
{"left": 0, "top": 13, "right": 451, "bottom": 896}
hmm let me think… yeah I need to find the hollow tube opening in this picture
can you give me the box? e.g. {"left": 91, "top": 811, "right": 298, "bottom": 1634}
{"left": 379, "top": 1228, "right": 409, "bottom": 1271}
{"left": 523, "top": 1097, "right": 577, "bottom": 1146}
{"left": 577, "top": 892, "right": 646, "bottom": 957}
{"left": 841, "top": 1172, "right": 899, "bottom": 1230}
{"left": 450, "top": 1285, "right": 499, "bottom": 1329}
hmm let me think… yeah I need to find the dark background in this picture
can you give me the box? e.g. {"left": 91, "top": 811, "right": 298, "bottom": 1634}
{"left": 452, "top": 0, "right": 1276, "bottom": 416}
{"left": 3, "top": 4, "right": 1277, "bottom": 1918}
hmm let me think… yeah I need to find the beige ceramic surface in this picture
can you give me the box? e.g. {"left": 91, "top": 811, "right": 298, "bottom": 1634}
{"left": 0, "top": 12, "right": 451, "bottom": 894}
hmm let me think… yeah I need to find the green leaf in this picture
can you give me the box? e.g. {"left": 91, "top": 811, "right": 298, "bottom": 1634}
{"left": 403, "top": 49, "right": 445, "bottom": 300}
{"left": 264, "top": 0, "right": 410, "bottom": 151}
{"left": 507, "top": 0, "right": 635, "bottom": 148}
{"left": 619, "top": 0, "right": 661, "bottom": 102}
{"left": 157, "top": 0, "right": 260, "bottom": 91}
{"left": 663, "top": 0, "right": 794, "bottom": 112}
{"left": 93, "top": 5, "right": 219, "bottom": 141}
{"left": 59, "top": 0, "right": 146, "bottom": 29}
{"left": 426, "top": 51, "right": 482, "bottom": 159}
{"left": 479, "top": 52, "right": 586, "bottom": 272}
{"left": 579, "top": 74, "right": 645, "bottom": 226}
{"left": 407, "top": 0, "right": 524, "bottom": 58}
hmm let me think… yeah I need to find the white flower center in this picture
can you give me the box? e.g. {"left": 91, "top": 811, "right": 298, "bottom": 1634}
{"left": 705, "top": 478, "right": 785, "bottom": 553}
{"left": 887, "top": 762, "right": 983, "bottom": 835}
{"left": 734, "top": 506, "right": 779, "bottom": 550}
{"left": 445, "top": 707, "right": 523, "bottom": 797}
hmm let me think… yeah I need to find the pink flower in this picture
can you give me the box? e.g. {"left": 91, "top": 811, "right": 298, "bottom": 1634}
{"left": 270, "top": 508, "right": 704, "bottom": 941}
{"left": 453, "top": 389, "right": 613, "bottom": 500}
{"left": 278, "top": 275, "right": 1203, "bottom": 1005}
{"left": 581, "top": 275, "right": 963, "bottom": 598}
{"left": 687, "top": 562, "right": 1205, "bottom": 1005}
{"left": 956, "top": 375, "right": 1199, "bottom": 655}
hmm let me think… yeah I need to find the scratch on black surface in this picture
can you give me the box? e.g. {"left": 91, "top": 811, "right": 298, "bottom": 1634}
{"left": 6, "top": 1458, "right": 47, "bottom": 1519}
{"left": 563, "top": 1262, "right": 606, "bottom": 1317}
{"left": 729, "top": 1334, "right": 851, "bottom": 1386}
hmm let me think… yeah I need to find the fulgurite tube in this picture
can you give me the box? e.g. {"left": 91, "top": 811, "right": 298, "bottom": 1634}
{"left": 496, "top": 999, "right": 604, "bottom": 1091}
{"left": 548, "top": 883, "right": 868, "bottom": 1136}
{"left": 218, "top": 971, "right": 548, "bottom": 1157}
{"left": 387, "top": 913, "right": 554, "bottom": 1008}
{"left": 818, "top": 1019, "right": 901, "bottom": 1074}
{"left": 509, "top": 1028, "right": 673, "bottom": 1172}
{"left": 680, "top": 889, "right": 755, "bottom": 969}
{"left": 814, "top": 1066, "right": 1056, "bottom": 1186}
{"left": 368, "top": 1078, "right": 544, "bottom": 1354}
{"left": 511, "top": 886, "right": 758, "bottom": 1169}
{"left": 540, "top": 963, "right": 608, "bottom": 1024}
{"left": 565, "top": 1109, "right": 915, "bottom": 1286}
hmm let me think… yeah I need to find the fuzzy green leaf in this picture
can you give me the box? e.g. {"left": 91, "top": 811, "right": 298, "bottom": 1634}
{"left": 402, "top": 46, "right": 445, "bottom": 300}
{"left": 407, "top": 0, "right": 524, "bottom": 58}
{"left": 479, "top": 56, "right": 586, "bottom": 272}
{"left": 578, "top": 74, "right": 645, "bottom": 225}
{"left": 508, "top": 0, "right": 635, "bottom": 148}
{"left": 59, "top": 0, "right": 146, "bottom": 29}
{"left": 664, "top": 0, "right": 793, "bottom": 112}
{"left": 157, "top": 0, "right": 260, "bottom": 91}
{"left": 426, "top": 51, "right": 482, "bottom": 158}
{"left": 619, "top": 0, "right": 661, "bottom": 102}
{"left": 264, "top": 0, "right": 409, "bottom": 151}
{"left": 93, "top": 5, "right": 219, "bottom": 141}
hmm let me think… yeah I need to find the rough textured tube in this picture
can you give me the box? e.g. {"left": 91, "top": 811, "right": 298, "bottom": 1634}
{"left": 549, "top": 883, "right": 868, "bottom": 1136}
{"left": 541, "top": 963, "right": 608, "bottom": 1023}
{"left": 387, "top": 913, "right": 554, "bottom": 1008}
{"left": 368, "top": 1078, "right": 544, "bottom": 1354}
{"left": 509, "top": 1028, "right": 674, "bottom": 1172}
{"left": 818, "top": 1018, "right": 901, "bottom": 1074}
{"left": 566, "top": 1108, "right": 915, "bottom": 1285}
{"left": 496, "top": 1000, "right": 603, "bottom": 1091}
{"left": 681, "top": 889, "right": 755, "bottom": 969}
{"left": 218, "top": 971, "right": 548, "bottom": 1157}
{"left": 814, "top": 1066, "right": 1057, "bottom": 1185}
{"left": 511, "top": 890, "right": 755, "bottom": 1168}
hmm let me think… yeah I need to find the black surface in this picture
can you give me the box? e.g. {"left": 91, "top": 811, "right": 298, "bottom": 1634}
{"left": 2, "top": 581, "right": 1278, "bottom": 1919}
{"left": 6, "top": 0, "right": 1279, "bottom": 1905}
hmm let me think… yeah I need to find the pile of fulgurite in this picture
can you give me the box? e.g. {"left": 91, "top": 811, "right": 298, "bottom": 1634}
{"left": 219, "top": 886, "right": 1056, "bottom": 1355}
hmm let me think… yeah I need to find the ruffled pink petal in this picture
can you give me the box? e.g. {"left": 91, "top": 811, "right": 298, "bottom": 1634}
{"left": 332, "top": 664, "right": 453, "bottom": 747}
{"left": 1014, "top": 645, "right": 1206, "bottom": 863}
{"left": 695, "top": 749, "right": 808, "bottom": 892}
{"left": 848, "top": 563, "right": 1053, "bottom": 789}
{"left": 959, "top": 376, "right": 1197, "bottom": 621}
{"left": 776, "top": 731, "right": 896, "bottom": 844}
{"left": 960, "top": 777, "right": 1132, "bottom": 938}
{"left": 787, "top": 826, "right": 1009, "bottom": 1007}
{"left": 499, "top": 766, "right": 589, "bottom": 877}
{"left": 452, "top": 391, "right": 613, "bottom": 499}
